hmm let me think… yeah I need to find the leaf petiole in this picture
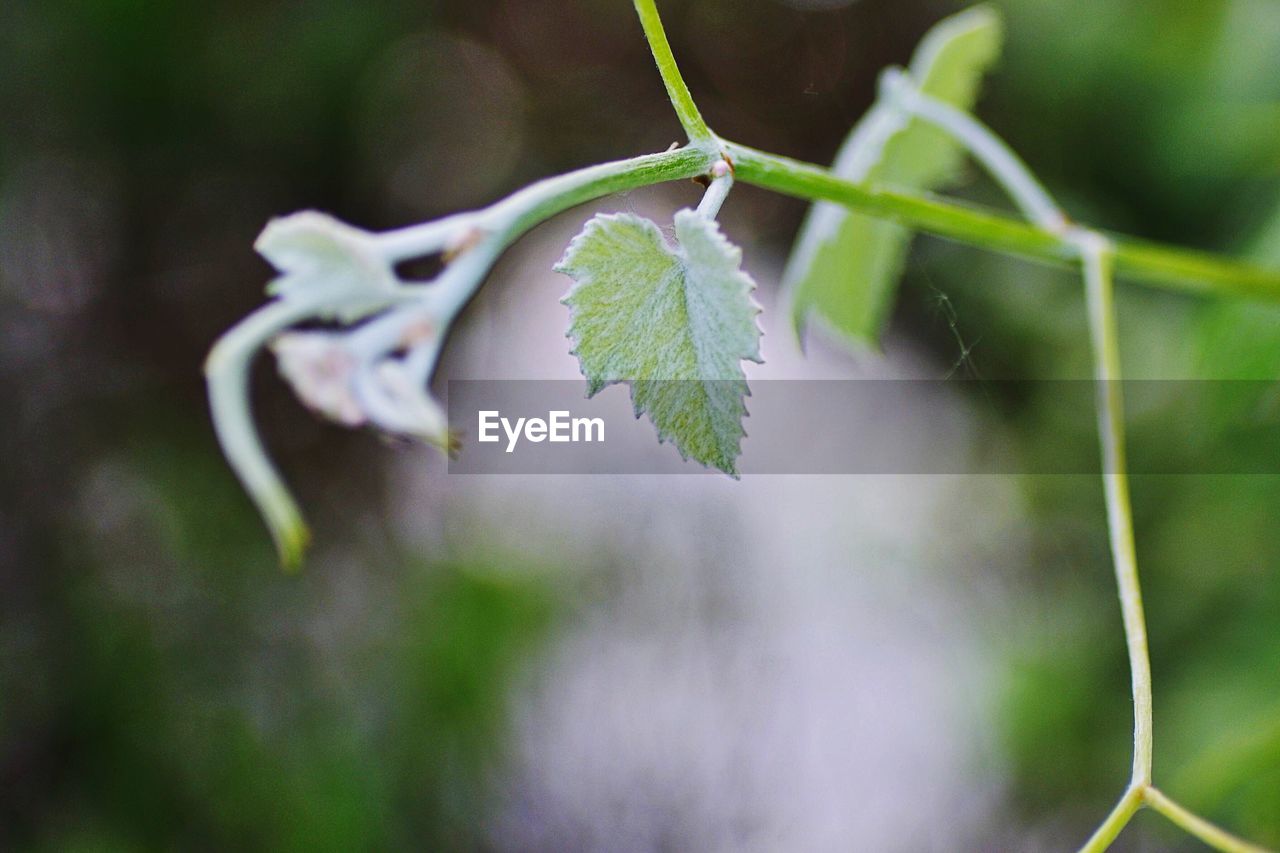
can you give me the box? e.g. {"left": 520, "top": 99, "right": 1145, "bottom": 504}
{"left": 696, "top": 161, "right": 734, "bottom": 220}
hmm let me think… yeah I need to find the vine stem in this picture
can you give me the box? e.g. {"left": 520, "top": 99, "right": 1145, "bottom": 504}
{"left": 881, "top": 69, "right": 1068, "bottom": 233}
{"left": 722, "top": 142, "right": 1280, "bottom": 301}
{"left": 632, "top": 0, "right": 714, "bottom": 145}
{"left": 876, "top": 82, "right": 1275, "bottom": 852}
{"left": 1145, "top": 788, "right": 1273, "bottom": 853}
{"left": 1077, "top": 231, "right": 1154, "bottom": 793}
{"left": 889, "top": 77, "right": 1156, "bottom": 844}
{"left": 372, "top": 145, "right": 716, "bottom": 335}
{"left": 371, "top": 139, "right": 1280, "bottom": 305}
{"left": 1079, "top": 785, "right": 1145, "bottom": 853}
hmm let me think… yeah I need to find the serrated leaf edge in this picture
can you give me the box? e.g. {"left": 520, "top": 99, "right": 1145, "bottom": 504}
{"left": 555, "top": 210, "right": 764, "bottom": 476}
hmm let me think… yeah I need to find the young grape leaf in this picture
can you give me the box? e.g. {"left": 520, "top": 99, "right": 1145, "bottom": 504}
{"left": 556, "top": 210, "right": 763, "bottom": 475}
{"left": 256, "top": 210, "right": 400, "bottom": 323}
{"left": 784, "top": 4, "right": 1003, "bottom": 348}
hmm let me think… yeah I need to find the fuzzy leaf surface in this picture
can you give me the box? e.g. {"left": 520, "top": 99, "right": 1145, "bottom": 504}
{"left": 557, "top": 210, "right": 762, "bottom": 474}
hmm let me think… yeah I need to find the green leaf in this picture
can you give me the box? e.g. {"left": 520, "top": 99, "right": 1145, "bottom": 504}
{"left": 784, "top": 4, "right": 1003, "bottom": 348}
{"left": 556, "top": 210, "right": 763, "bottom": 475}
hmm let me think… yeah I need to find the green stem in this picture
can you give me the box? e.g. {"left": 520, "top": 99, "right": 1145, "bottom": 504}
{"left": 1145, "top": 788, "right": 1275, "bottom": 853}
{"left": 888, "top": 93, "right": 1159, "bottom": 844}
{"left": 1077, "top": 231, "right": 1154, "bottom": 790}
{"left": 633, "top": 0, "right": 714, "bottom": 144}
{"left": 1079, "top": 786, "right": 1145, "bottom": 853}
{"left": 883, "top": 70, "right": 1068, "bottom": 232}
{"left": 367, "top": 145, "right": 717, "bottom": 342}
{"left": 379, "top": 141, "right": 1280, "bottom": 327}
{"left": 379, "top": 145, "right": 714, "bottom": 265}
{"left": 723, "top": 141, "right": 1280, "bottom": 300}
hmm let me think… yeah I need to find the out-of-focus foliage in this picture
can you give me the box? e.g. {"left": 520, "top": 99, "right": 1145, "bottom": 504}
{"left": 3, "top": 424, "right": 555, "bottom": 852}
{"left": 784, "top": 3, "right": 1002, "bottom": 347}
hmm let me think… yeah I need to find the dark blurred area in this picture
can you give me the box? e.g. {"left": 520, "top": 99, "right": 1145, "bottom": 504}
{"left": 2, "top": 0, "right": 1279, "bottom": 849}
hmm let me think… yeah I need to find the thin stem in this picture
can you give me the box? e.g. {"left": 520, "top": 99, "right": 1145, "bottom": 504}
{"left": 1079, "top": 786, "right": 1145, "bottom": 853}
{"left": 1077, "top": 231, "right": 1153, "bottom": 789}
{"left": 633, "top": 0, "right": 714, "bottom": 144}
{"left": 373, "top": 143, "right": 1280, "bottom": 312}
{"left": 376, "top": 211, "right": 479, "bottom": 262}
{"left": 697, "top": 170, "right": 733, "bottom": 219}
{"left": 1144, "top": 788, "right": 1275, "bottom": 853}
{"left": 358, "top": 144, "right": 720, "bottom": 359}
{"left": 722, "top": 141, "right": 1280, "bottom": 301}
{"left": 204, "top": 297, "right": 324, "bottom": 568}
{"left": 378, "top": 145, "right": 715, "bottom": 266}
{"left": 896, "top": 95, "right": 1272, "bottom": 852}
{"left": 886, "top": 100, "right": 1163, "bottom": 850}
{"left": 883, "top": 70, "right": 1069, "bottom": 233}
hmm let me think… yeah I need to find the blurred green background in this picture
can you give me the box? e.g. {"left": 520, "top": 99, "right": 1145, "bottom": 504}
{"left": 2, "top": 0, "right": 1279, "bottom": 850}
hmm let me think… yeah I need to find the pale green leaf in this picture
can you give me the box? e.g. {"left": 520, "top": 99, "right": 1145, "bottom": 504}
{"left": 785, "top": 4, "right": 1003, "bottom": 347}
{"left": 256, "top": 210, "right": 399, "bottom": 323}
{"left": 556, "top": 210, "right": 763, "bottom": 475}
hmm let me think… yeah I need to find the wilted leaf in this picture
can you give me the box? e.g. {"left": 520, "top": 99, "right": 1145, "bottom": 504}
{"left": 784, "top": 4, "right": 1003, "bottom": 347}
{"left": 556, "top": 210, "right": 763, "bottom": 474}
